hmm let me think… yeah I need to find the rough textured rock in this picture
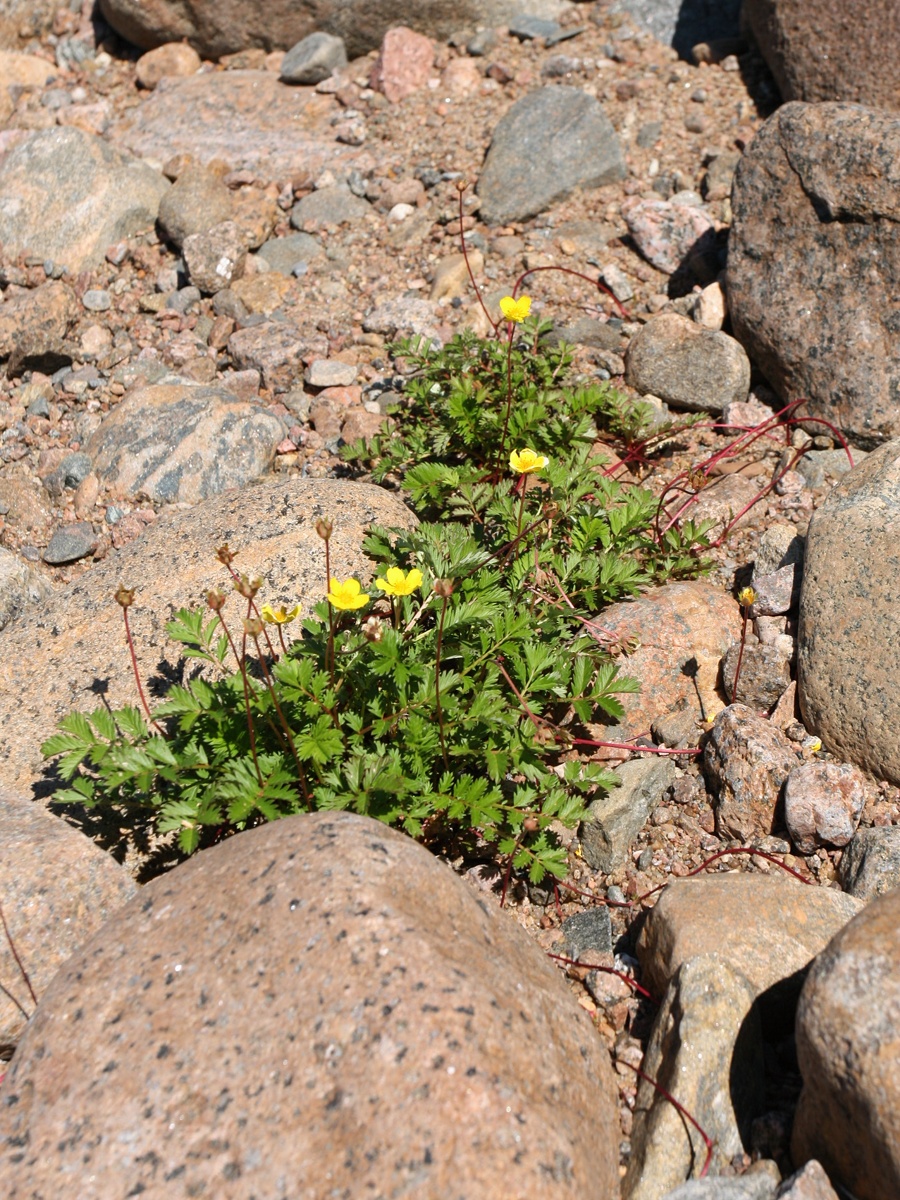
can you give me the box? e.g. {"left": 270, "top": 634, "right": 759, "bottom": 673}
{"left": 0, "top": 547, "right": 54, "bottom": 631}
{"left": 729, "top": 103, "right": 900, "bottom": 447}
{"left": 279, "top": 31, "right": 347, "bottom": 85}
{"left": 581, "top": 756, "right": 678, "bottom": 871}
{"left": 783, "top": 761, "right": 866, "bottom": 853}
{"left": 662, "top": 1175, "right": 777, "bottom": 1200}
{"left": 586, "top": 582, "right": 740, "bottom": 750}
{"left": 622, "top": 197, "right": 717, "bottom": 275}
{"left": 0, "top": 812, "right": 620, "bottom": 1198}
{"left": 792, "top": 887, "right": 900, "bottom": 1200}
{"left": 0, "top": 50, "right": 56, "bottom": 122}
{"left": 290, "top": 184, "right": 373, "bottom": 230}
{"left": 704, "top": 704, "right": 799, "bottom": 841}
{"left": 0, "top": 280, "right": 78, "bottom": 375}
{"left": 110, "top": 71, "right": 364, "bottom": 180}
{"left": 0, "top": 2, "right": 57, "bottom": 49}
{"left": 612, "top": 0, "right": 742, "bottom": 59}
{"left": 0, "top": 478, "right": 416, "bottom": 793}
{"left": 750, "top": 564, "right": 800, "bottom": 617}
{"left": 797, "top": 440, "right": 900, "bottom": 783}
{"left": 722, "top": 638, "right": 792, "bottom": 710}
{"left": 97, "top": 0, "right": 566, "bottom": 60}
{"left": 637, "top": 874, "right": 863, "bottom": 1002}
{"left": 743, "top": 0, "right": 900, "bottom": 111}
{"left": 85, "top": 382, "right": 284, "bottom": 504}
{"left": 182, "top": 221, "right": 247, "bottom": 293}
{"left": 624, "top": 954, "right": 765, "bottom": 1200}
{"left": 227, "top": 319, "right": 322, "bottom": 391}
{"left": 478, "top": 86, "right": 626, "bottom": 225}
{"left": 0, "top": 789, "right": 137, "bottom": 1049}
{"left": 0, "top": 128, "right": 169, "bottom": 273}
{"left": 776, "top": 1160, "right": 840, "bottom": 1200}
{"left": 135, "top": 41, "right": 201, "bottom": 89}
{"left": 257, "top": 231, "right": 321, "bottom": 275}
{"left": 625, "top": 312, "right": 750, "bottom": 414}
{"left": 156, "top": 164, "right": 234, "bottom": 248}
{"left": 839, "top": 826, "right": 900, "bottom": 901}
{"left": 369, "top": 26, "right": 434, "bottom": 103}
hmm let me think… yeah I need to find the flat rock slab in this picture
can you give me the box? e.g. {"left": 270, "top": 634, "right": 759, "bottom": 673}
{"left": 0, "top": 127, "right": 169, "bottom": 273}
{"left": 85, "top": 382, "right": 285, "bottom": 504}
{"left": 478, "top": 86, "right": 625, "bottom": 224}
{"left": 0, "top": 477, "right": 416, "bottom": 793}
{"left": 636, "top": 874, "right": 863, "bottom": 1002}
{"left": 729, "top": 103, "right": 900, "bottom": 448}
{"left": 0, "top": 789, "right": 137, "bottom": 1048}
{"left": 797, "top": 440, "right": 900, "bottom": 783}
{"left": 109, "top": 71, "right": 368, "bottom": 180}
{"left": 0, "top": 812, "right": 620, "bottom": 1198}
{"left": 792, "top": 887, "right": 900, "bottom": 1199}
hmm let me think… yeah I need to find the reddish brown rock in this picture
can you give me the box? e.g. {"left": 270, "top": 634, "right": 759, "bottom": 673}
{"left": 0, "top": 478, "right": 416, "bottom": 793}
{"left": 783, "top": 761, "right": 866, "bottom": 853}
{"left": 0, "top": 281, "right": 77, "bottom": 375}
{"left": 586, "top": 581, "right": 741, "bottom": 749}
{"left": 704, "top": 703, "right": 800, "bottom": 840}
{"left": 0, "top": 812, "right": 620, "bottom": 1198}
{"left": 792, "top": 888, "right": 900, "bottom": 1199}
{"left": 729, "top": 103, "right": 900, "bottom": 447}
{"left": 743, "top": 0, "right": 900, "bottom": 111}
{"left": 636, "top": 874, "right": 863, "bottom": 1001}
{"left": 0, "top": 789, "right": 137, "bottom": 1049}
{"left": 227, "top": 318, "right": 320, "bottom": 390}
{"left": 798, "top": 441, "right": 900, "bottom": 783}
{"left": 369, "top": 26, "right": 435, "bottom": 103}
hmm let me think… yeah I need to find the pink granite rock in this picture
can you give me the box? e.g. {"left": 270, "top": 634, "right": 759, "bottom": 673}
{"left": 369, "top": 26, "right": 435, "bottom": 103}
{"left": 783, "top": 761, "right": 866, "bottom": 853}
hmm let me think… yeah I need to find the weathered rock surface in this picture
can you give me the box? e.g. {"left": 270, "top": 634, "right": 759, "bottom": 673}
{"left": 721, "top": 638, "right": 792, "bottom": 710}
{"left": 776, "top": 1160, "right": 841, "bottom": 1200}
{"left": 661, "top": 1175, "right": 777, "bottom": 1200}
{"left": 0, "top": 478, "right": 416, "bottom": 792}
{"left": 839, "top": 826, "right": 900, "bottom": 901}
{"left": 586, "top": 582, "right": 740, "bottom": 750}
{"left": 797, "top": 440, "right": 900, "bottom": 783}
{"left": 110, "top": 70, "right": 364, "bottom": 180}
{"left": 729, "top": 103, "right": 900, "bottom": 447}
{"left": 135, "top": 42, "right": 202, "bottom": 90}
{"left": 625, "top": 312, "right": 750, "bottom": 414}
{"left": 743, "top": 0, "right": 900, "bottom": 111}
{"left": 622, "top": 197, "right": 717, "bottom": 275}
{"left": 279, "top": 31, "right": 347, "bottom": 85}
{"left": 792, "top": 887, "right": 900, "bottom": 1200}
{"left": 0, "top": 789, "right": 137, "bottom": 1048}
{"left": 0, "top": 128, "right": 169, "bottom": 273}
{"left": 369, "top": 25, "right": 435, "bottom": 103}
{"left": 582, "top": 755, "right": 678, "bottom": 871}
{"left": 0, "top": 812, "right": 620, "bottom": 1198}
{"left": 0, "top": 2, "right": 57, "bottom": 49}
{"left": 783, "top": 761, "right": 866, "bottom": 853}
{"left": 704, "top": 704, "right": 799, "bottom": 841}
{"left": 0, "top": 547, "right": 54, "bottom": 630}
{"left": 0, "top": 280, "right": 78, "bottom": 375}
{"left": 156, "top": 163, "right": 234, "bottom": 248}
{"left": 637, "top": 874, "right": 863, "bottom": 1002}
{"left": 478, "top": 86, "right": 626, "bottom": 224}
{"left": 625, "top": 954, "right": 765, "bottom": 1200}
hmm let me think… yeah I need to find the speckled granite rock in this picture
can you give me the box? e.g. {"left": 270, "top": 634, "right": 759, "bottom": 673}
{"left": 0, "top": 789, "right": 137, "bottom": 1049}
{"left": 783, "top": 761, "right": 866, "bottom": 853}
{"left": 478, "top": 86, "right": 626, "bottom": 224}
{"left": 624, "top": 954, "right": 765, "bottom": 1200}
{"left": 0, "top": 547, "right": 54, "bottom": 631}
{"left": 0, "top": 812, "right": 620, "bottom": 1198}
{"left": 625, "top": 312, "right": 750, "bottom": 414}
{"left": 797, "top": 440, "right": 900, "bottom": 782}
{"left": 0, "top": 127, "right": 169, "bottom": 273}
{"left": 636, "top": 874, "right": 863, "bottom": 1003}
{"left": 0, "top": 478, "right": 416, "bottom": 793}
{"left": 839, "top": 826, "right": 900, "bottom": 900}
{"left": 792, "top": 887, "right": 900, "bottom": 1200}
{"left": 743, "top": 0, "right": 900, "bottom": 111}
{"left": 0, "top": 281, "right": 78, "bottom": 375}
{"left": 729, "top": 103, "right": 900, "bottom": 447}
{"left": 704, "top": 704, "right": 799, "bottom": 840}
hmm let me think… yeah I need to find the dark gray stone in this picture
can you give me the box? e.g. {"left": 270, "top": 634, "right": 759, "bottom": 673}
{"left": 722, "top": 638, "right": 792, "bottom": 709}
{"left": 280, "top": 31, "right": 347, "bottom": 84}
{"left": 612, "top": 0, "right": 742, "bottom": 59}
{"left": 508, "top": 14, "right": 560, "bottom": 39}
{"left": 581, "top": 755, "right": 678, "bottom": 872}
{"left": 478, "top": 86, "right": 625, "bottom": 225}
{"left": 561, "top": 907, "right": 613, "bottom": 960}
{"left": 42, "top": 521, "right": 96, "bottom": 565}
{"left": 624, "top": 312, "right": 750, "bottom": 414}
{"left": 839, "top": 827, "right": 900, "bottom": 901}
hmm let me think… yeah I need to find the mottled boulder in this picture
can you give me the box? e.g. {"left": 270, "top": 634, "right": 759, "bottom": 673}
{"left": 0, "top": 812, "right": 620, "bottom": 1198}
{"left": 729, "top": 103, "right": 900, "bottom": 447}
{"left": 797, "top": 440, "right": 900, "bottom": 782}
{"left": 581, "top": 756, "right": 678, "bottom": 872}
{"left": 0, "top": 547, "right": 54, "bottom": 630}
{"left": 704, "top": 704, "right": 799, "bottom": 840}
{"left": 0, "top": 478, "right": 416, "bottom": 793}
{"left": 622, "top": 197, "right": 717, "bottom": 276}
{"left": 637, "top": 875, "right": 863, "bottom": 1002}
{"left": 783, "top": 761, "right": 866, "bottom": 853}
{"left": 0, "top": 281, "right": 77, "bottom": 375}
{"left": 0, "top": 790, "right": 136, "bottom": 1048}
{"left": 744, "top": 0, "right": 900, "bottom": 111}
{"left": 478, "top": 87, "right": 625, "bottom": 225}
{"left": 839, "top": 826, "right": 900, "bottom": 900}
{"left": 0, "top": 128, "right": 169, "bottom": 273}
{"left": 625, "top": 312, "right": 750, "bottom": 413}
{"left": 792, "top": 888, "right": 900, "bottom": 1199}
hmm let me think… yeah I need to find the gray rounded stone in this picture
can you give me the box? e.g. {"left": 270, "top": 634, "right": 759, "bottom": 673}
{"left": 257, "top": 231, "right": 321, "bottom": 275}
{"left": 280, "top": 31, "right": 347, "bottom": 84}
{"left": 839, "top": 826, "right": 900, "bottom": 901}
{"left": 797, "top": 440, "right": 900, "bottom": 783}
{"left": 41, "top": 521, "right": 96, "bottom": 565}
{"left": 478, "top": 86, "right": 626, "bottom": 225}
{"left": 290, "top": 184, "right": 372, "bottom": 230}
{"left": 624, "top": 312, "right": 750, "bottom": 414}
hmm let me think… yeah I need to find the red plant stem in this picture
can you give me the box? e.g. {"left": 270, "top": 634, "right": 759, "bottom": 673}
{"left": 324, "top": 539, "right": 336, "bottom": 690}
{"left": 548, "top": 952, "right": 657, "bottom": 1003}
{"left": 511, "top": 263, "right": 633, "bottom": 321}
{"left": 0, "top": 901, "right": 36, "bottom": 1008}
{"left": 216, "top": 608, "right": 262, "bottom": 785}
{"left": 618, "top": 1059, "right": 714, "bottom": 1179}
{"left": 277, "top": 625, "right": 289, "bottom": 657}
{"left": 220, "top": 561, "right": 279, "bottom": 661}
{"left": 456, "top": 182, "right": 499, "bottom": 335}
{"left": 732, "top": 606, "right": 750, "bottom": 701}
{"left": 121, "top": 606, "right": 167, "bottom": 736}
{"left": 249, "top": 633, "right": 311, "bottom": 807}
{"left": 434, "top": 594, "right": 450, "bottom": 771}
{"left": 494, "top": 320, "right": 517, "bottom": 475}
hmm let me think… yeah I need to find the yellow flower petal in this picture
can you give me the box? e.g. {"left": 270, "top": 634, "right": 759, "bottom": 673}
{"left": 509, "top": 448, "right": 549, "bottom": 475}
{"left": 327, "top": 577, "right": 370, "bottom": 611}
{"left": 375, "top": 566, "right": 423, "bottom": 597}
{"left": 499, "top": 295, "right": 532, "bottom": 323}
{"left": 261, "top": 603, "right": 301, "bottom": 625}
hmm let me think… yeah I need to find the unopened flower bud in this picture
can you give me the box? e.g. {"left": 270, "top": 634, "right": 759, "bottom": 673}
{"left": 206, "top": 588, "right": 226, "bottom": 611}
{"left": 242, "top": 617, "right": 264, "bottom": 637}
{"left": 234, "top": 574, "right": 263, "bottom": 600}
{"left": 523, "top": 815, "right": 540, "bottom": 834}
{"left": 315, "top": 518, "right": 333, "bottom": 541}
{"left": 433, "top": 578, "right": 454, "bottom": 599}
{"left": 114, "top": 584, "right": 135, "bottom": 608}
{"left": 455, "top": 178, "right": 468, "bottom": 193}
{"left": 215, "top": 543, "right": 236, "bottom": 567}
{"left": 361, "top": 615, "right": 384, "bottom": 643}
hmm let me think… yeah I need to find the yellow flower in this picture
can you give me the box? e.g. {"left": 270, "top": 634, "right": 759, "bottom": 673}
{"left": 737, "top": 586, "right": 757, "bottom": 608}
{"left": 261, "top": 603, "right": 301, "bottom": 625}
{"left": 499, "top": 295, "right": 532, "bottom": 323}
{"left": 509, "top": 448, "right": 549, "bottom": 475}
{"left": 327, "top": 577, "right": 369, "bottom": 611}
{"left": 375, "top": 566, "right": 423, "bottom": 597}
